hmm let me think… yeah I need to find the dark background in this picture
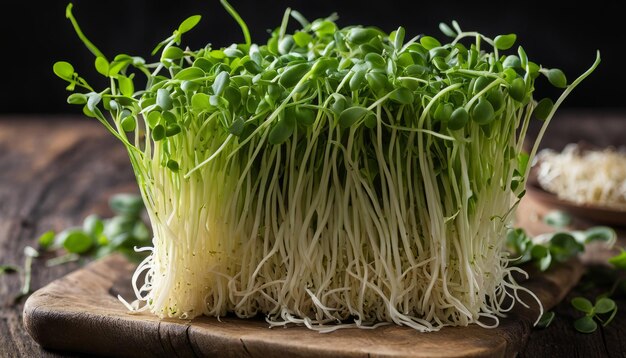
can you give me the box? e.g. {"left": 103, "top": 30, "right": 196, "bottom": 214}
{"left": 2, "top": 0, "right": 623, "bottom": 114}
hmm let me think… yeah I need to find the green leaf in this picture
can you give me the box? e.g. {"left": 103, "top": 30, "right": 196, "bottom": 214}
{"left": 338, "top": 107, "right": 371, "bottom": 128}
{"left": 431, "top": 57, "right": 448, "bottom": 71}
{"left": 156, "top": 89, "right": 173, "bottom": 110}
{"left": 502, "top": 55, "right": 521, "bottom": 69}
{"left": 86, "top": 93, "right": 102, "bottom": 112}
{"left": 278, "top": 35, "right": 295, "bottom": 55}
{"left": 363, "top": 113, "right": 377, "bottom": 129}
{"left": 574, "top": 316, "right": 597, "bottom": 333}
{"left": 517, "top": 152, "right": 530, "bottom": 175}
{"left": 311, "top": 57, "right": 338, "bottom": 77}
{"left": 471, "top": 98, "right": 495, "bottom": 125}
{"left": 494, "top": 34, "right": 517, "bottom": 50}
{"left": 67, "top": 93, "right": 87, "bottom": 105}
{"left": 506, "top": 228, "right": 531, "bottom": 253}
{"left": 146, "top": 111, "right": 161, "bottom": 129}
{"left": 279, "top": 63, "right": 310, "bottom": 88}
{"left": 108, "top": 60, "right": 130, "bottom": 77}
{"left": 213, "top": 71, "right": 230, "bottom": 96}
{"left": 420, "top": 36, "right": 441, "bottom": 50}
{"left": 180, "top": 80, "right": 200, "bottom": 93}
{"left": 571, "top": 297, "right": 594, "bottom": 314}
{"left": 365, "top": 53, "right": 386, "bottom": 70}
{"left": 594, "top": 297, "right": 616, "bottom": 314}
{"left": 132, "top": 222, "right": 151, "bottom": 242}
{"left": 550, "top": 232, "right": 584, "bottom": 262}
{"left": 473, "top": 76, "right": 494, "bottom": 94}
{"left": 53, "top": 61, "right": 74, "bottom": 79}
{"left": 162, "top": 46, "right": 184, "bottom": 60}
{"left": 543, "top": 210, "right": 571, "bottom": 228}
{"left": 83, "top": 215, "right": 104, "bottom": 240}
{"left": 229, "top": 117, "right": 245, "bottom": 136}
{"left": 517, "top": 46, "right": 528, "bottom": 69}
{"left": 117, "top": 75, "right": 134, "bottom": 97}
{"left": 536, "top": 311, "right": 555, "bottom": 328}
{"left": 95, "top": 57, "right": 109, "bottom": 76}
{"left": 167, "top": 159, "right": 180, "bottom": 172}
{"left": 61, "top": 230, "right": 93, "bottom": 254}
{"left": 405, "top": 64, "right": 429, "bottom": 77}
{"left": 0, "top": 265, "right": 18, "bottom": 274}
{"left": 312, "top": 20, "right": 336, "bottom": 37}
{"left": 534, "top": 98, "right": 554, "bottom": 121}
{"left": 531, "top": 244, "right": 552, "bottom": 271}
{"left": 174, "top": 67, "right": 205, "bottom": 81}
{"left": 178, "top": 15, "right": 202, "bottom": 34}
{"left": 448, "top": 107, "right": 469, "bottom": 130}
{"left": 430, "top": 103, "right": 450, "bottom": 124}
{"left": 546, "top": 68, "right": 567, "bottom": 88}
{"left": 393, "top": 26, "right": 406, "bottom": 49}
{"left": 295, "top": 107, "right": 316, "bottom": 126}
{"left": 38, "top": 230, "right": 56, "bottom": 249}
{"left": 166, "top": 124, "right": 181, "bottom": 137}
{"left": 365, "top": 72, "right": 389, "bottom": 94}
{"left": 349, "top": 70, "right": 366, "bottom": 91}
{"left": 109, "top": 193, "right": 144, "bottom": 216}
{"left": 347, "top": 28, "right": 378, "bottom": 44}
{"left": 508, "top": 78, "right": 526, "bottom": 102}
{"left": 121, "top": 116, "right": 136, "bottom": 132}
{"left": 103, "top": 216, "right": 137, "bottom": 241}
{"left": 438, "top": 23, "right": 457, "bottom": 37}
{"left": 389, "top": 88, "right": 414, "bottom": 105}
{"left": 608, "top": 249, "right": 626, "bottom": 270}
{"left": 486, "top": 89, "right": 504, "bottom": 111}
{"left": 191, "top": 93, "right": 211, "bottom": 112}
{"left": 243, "top": 60, "right": 263, "bottom": 74}
{"left": 293, "top": 31, "right": 312, "bottom": 47}
{"left": 268, "top": 116, "right": 294, "bottom": 145}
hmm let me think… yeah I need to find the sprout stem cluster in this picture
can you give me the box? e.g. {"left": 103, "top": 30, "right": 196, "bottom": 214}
{"left": 56, "top": 2, "right": 599, "bottom": 331}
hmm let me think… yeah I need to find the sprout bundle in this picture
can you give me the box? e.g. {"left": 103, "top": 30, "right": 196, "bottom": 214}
{"left": 56, "top": 2, "right": 598, "bottom": 331}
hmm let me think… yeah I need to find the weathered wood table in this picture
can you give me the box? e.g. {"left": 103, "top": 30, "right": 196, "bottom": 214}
{"left": 1, "top": 111, "right": 625, "bottom": 357}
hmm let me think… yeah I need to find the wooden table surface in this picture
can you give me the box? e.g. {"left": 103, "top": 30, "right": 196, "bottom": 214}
{"left": 1, "top": 111, "right": 625, "bottom": 357}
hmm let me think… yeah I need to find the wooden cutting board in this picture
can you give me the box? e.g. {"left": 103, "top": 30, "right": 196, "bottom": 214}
{"left": 23, "top": 250, "right": 582, "bottom": 358}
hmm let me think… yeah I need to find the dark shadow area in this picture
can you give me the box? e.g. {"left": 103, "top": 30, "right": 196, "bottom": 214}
{"left": 1, "top": 0, "right": 623, "bottom": 114}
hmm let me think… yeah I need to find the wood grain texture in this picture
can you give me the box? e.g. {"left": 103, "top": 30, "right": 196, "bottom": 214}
{"left": 1, "top": 113, "right": 625, "bottom": 357}
{"left": 0, "top": 117, "right": 136, "bottom": 358}
{"left": 22, "top": 252, "right": 582, "bottom": 358}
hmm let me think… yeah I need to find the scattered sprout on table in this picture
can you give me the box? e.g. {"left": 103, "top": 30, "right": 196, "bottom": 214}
{"left": 38, "top": 193, "right": 151, "bottom": 265}
{"left": 571, "top": 296, "right": 617, "bottom": 333}
{"left": 506, "top": 225, "right": 615, "bottom": 272}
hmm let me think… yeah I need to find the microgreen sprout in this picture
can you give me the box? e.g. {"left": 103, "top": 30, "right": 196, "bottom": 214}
{"left": 16, "top": 246, "right": 40, "bottom": 300}
{"left": 506, "top": 225, "right": 614, "bottom": 272}
{"left": 571, "top": 296, "right": 617, "bottom": 333}
{"left": 55, "top": 2, "right": 599, "bottom": 331}
{"left": 37, "top": 193, "right": 150, "bottom": 263}
{"left": 37, "top": 230, "right": 56, "bottom": 250}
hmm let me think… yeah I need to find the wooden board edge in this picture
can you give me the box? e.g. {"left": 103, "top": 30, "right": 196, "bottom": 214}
{"left": 22, "top": 254, "right": 584, "bottom": 358}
